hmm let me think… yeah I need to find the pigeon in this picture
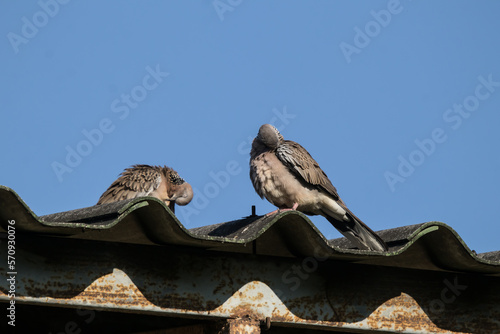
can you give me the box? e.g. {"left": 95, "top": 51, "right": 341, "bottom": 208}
{"left": 249, "top": 124, "right": 387, "bottom": 251}
{"left": 97, "top": 164, "right": 193, "bottom": 213}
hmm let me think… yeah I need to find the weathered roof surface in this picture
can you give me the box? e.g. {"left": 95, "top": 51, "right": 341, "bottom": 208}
{"left": 1, "top": 185, "right": 500, "bottom": 333}
{"left": 1, "top": 185, "right": 499, "bottom": 275}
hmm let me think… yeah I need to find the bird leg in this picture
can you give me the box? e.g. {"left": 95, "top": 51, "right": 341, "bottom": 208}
{"left": 285, "top": 202, "right": 299, "bottom": 210}
{"left": 264, "top": 203, "right": 299, "bottom": 216}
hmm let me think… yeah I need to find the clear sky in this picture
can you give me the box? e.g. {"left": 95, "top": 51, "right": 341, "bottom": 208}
{"left": 1, "top": 1, "right": 499, "bottom": 253}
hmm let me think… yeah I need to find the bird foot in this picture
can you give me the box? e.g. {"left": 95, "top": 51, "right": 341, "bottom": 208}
{"left": 264, "top": 203, "right": 299, "bottom": 216}
{"left": 264, "top": 209, "right": 280, "bottom": 217}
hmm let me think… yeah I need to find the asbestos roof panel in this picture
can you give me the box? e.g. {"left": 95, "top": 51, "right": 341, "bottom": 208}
{"left": 1, "top": 185, "right": 499, "bottom": 275}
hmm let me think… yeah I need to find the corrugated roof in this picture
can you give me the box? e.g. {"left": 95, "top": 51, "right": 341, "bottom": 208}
{"left": 1, "top": 185, "right": 498, "bottom": 276}
{"left": 2, "top": 185, "right": 500, "bottom": 333}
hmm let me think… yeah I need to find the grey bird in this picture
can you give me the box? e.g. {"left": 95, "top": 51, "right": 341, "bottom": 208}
{"left": 249, "top": 124, "right": 387, "bottom": 251}
{"left": 97, "top": 164, "right": 193, "bottom": 213}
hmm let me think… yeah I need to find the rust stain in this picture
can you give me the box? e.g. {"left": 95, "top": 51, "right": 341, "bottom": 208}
{"left": 4, "top": 269, "right": 482, "bottom": 334}
{"left": 72, "top": 269, "right": 155, "bottom": 308}
{"left": 282, "top": 294, "right": 326, "bottom": 320}
{"left": 362, "top": 293, "right": 471, "bottom": 334}
{"left": 62, "top": 269, "right": 210, "bottom": 311}
{"left": 230, "top": 304, "right": 261, "bottom": 319}
{"left": 224, "top": 317, "right": 261, "bottom": 333}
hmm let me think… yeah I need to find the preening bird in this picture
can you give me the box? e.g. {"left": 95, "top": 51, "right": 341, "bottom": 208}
{"left": 97, "top": 164, "right": 193, "bottom": 213}
{"left": 249, "top": 124, "right": 387, "bottom": 251}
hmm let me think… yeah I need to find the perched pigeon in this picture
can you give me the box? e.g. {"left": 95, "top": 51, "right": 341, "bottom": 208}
{"left": 250, "top": 124, "right": 387, "bottom": 251}
{"left": 97, "top": 164, "right": 193, "bottom": 213}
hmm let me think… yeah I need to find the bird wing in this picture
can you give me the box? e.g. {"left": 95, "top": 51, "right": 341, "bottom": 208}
{"left": 276, "top": 140, "right": 340, "bottom": 200}
{"left": 277, "top": 141, "right": 387, "bottom": 251}
{"left": 97, "top": 165, "right": 162, "bottom": 204}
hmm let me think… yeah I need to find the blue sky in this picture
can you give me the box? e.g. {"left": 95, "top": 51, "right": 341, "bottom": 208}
{"left": 1, "top": 1, "right": 499, "bottom": 253}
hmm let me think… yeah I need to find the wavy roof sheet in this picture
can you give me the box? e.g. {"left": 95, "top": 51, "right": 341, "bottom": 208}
{"left": 1, "top": 185, "right": 498, "bottom": 276}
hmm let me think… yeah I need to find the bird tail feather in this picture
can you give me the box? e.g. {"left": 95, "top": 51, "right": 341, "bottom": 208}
{"left": 326, "top": 214, "right": 387, "bottom": 251}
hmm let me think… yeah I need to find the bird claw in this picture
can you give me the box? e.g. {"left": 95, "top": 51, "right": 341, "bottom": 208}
{"left": 264, "top": 203, "right": 299, "bottom": 216}
{"left": 264, "top": 209, "right": 280, "bottom": 217}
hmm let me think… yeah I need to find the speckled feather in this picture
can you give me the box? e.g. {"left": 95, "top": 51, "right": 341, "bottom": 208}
{"left": 97, "top": 164, "right": 193, "bottom": 213}
{"left": 276, "top": 141, "right": 340, "bottom": 200}
{"left": 250, "top": 124, "right": 387, "bottom": 251}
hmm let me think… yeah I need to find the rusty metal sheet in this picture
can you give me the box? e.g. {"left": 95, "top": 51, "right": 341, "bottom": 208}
{"left": 1, "top": 234, "right": 499, "bottom": 333}
{"left": 0, "top": 276, "right": 470, "bottom": 333}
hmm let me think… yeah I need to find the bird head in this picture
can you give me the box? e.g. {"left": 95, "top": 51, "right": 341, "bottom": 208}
{"left": 256, "top": 124, "right": 284, "bottom": 149}
{"left": 169, "top": 182, "right": 193, "bottom": 206}
{"left": 167, "top": 171, "right": 194, "bottom": 206}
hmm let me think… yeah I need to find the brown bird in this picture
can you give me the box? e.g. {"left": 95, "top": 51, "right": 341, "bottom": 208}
{"left": 97, "top": 164, "right": 193, "bottom": 213}
{"left": 250, "top": 124, "right": 387, "bottom": 251}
